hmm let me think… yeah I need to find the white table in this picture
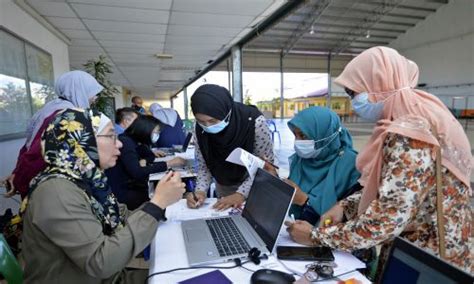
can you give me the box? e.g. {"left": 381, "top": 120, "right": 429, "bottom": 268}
{"left": 148, "top": 199, "right": 370, "bottom": 283}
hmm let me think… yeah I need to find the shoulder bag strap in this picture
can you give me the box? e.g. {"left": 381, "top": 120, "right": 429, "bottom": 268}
{"left": 432, "top": 127, "right": 446, "bottom": 259}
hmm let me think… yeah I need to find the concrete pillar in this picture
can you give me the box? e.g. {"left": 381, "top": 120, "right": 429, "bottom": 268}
{"left": 231, "top": 46, "right": 243, "bottom": 103}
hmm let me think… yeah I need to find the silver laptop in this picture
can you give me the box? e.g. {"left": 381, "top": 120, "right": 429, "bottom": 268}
{"left": 158, "top": 132, "right": 192, "bottom": 156}
{"left": 182, "top": 169, "right": 295, "bottom": 266}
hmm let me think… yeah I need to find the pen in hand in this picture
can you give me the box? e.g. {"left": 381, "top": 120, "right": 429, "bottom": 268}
{"left": 188, "top": 180, "right": 200, "bottom": 207}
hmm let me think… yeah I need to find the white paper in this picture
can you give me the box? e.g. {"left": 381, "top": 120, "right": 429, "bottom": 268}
{"left": 154, "top": 148, "right": 195, "bottom": 163}
{"left": 225, "top": 147, "right": 265, "bottom": 177}
{"left": 165, "top": 199, "right": 231, "bottom": 221}
{"left": 149, "top": 169, "right": 196, "bottom": 181}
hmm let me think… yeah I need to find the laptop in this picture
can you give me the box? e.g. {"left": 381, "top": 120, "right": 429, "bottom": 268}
{"left": 181, "top": 169, "right": 295, "bottom": 266}
{"left": 158, "top": 132, "right": 192, "bottom": 155}
{"left": 380, "top": 237, "right": 473, "bottom": 284}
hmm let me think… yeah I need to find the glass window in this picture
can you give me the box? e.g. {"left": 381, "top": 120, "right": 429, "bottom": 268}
{"left": 0, "top": 29, "right": 54, "bottom": 140}
{"left": 26, "top": 43, "right": 55, "bottom": 113}
{"left": 0, "top": 31, "right": 31, "bottom": 138}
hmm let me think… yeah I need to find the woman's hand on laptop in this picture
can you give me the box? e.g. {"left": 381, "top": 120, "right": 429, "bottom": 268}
{"left": 186, "top": 190, "right": 206, "bottom": 208}
{"left": 153, "top": 150, "right": 166, "bottom": 158}
{"left": 213, "top": 192, "right": 245, "bottom": 211}
{"left": 166, "top": 157, "right": 186, "bottom": 168}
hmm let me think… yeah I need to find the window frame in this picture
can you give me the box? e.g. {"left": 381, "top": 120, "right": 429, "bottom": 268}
{"left": 0, "top": 26, "right": 54, "bottom": 141}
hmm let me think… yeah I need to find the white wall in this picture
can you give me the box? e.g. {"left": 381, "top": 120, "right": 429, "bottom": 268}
{"left": 0, "top": 1, "right": 70, "bottom": 198}
{"left": 390, "top": 0, "right": 474, "bottom": 108}
{"left": 114, "top": 86, "right": 125, "bottom": 109}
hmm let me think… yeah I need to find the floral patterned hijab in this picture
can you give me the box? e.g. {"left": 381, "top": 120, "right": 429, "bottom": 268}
{"left": 27, "top": 108, "right": 124, "bottom": 235}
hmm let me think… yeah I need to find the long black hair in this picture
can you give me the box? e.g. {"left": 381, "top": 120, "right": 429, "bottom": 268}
{"left": 125, "top": 115, "right": 161, "bottom": 145}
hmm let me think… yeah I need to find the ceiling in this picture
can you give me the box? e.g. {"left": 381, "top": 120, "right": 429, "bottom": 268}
{"left": 245, "top": 0, "right": 448, "bottom": 55}
{"left": 21, "top": 0, "right": 447, "bottom": 100}
{"left": 23, "top": 0, "right": 286, "bottom": 99}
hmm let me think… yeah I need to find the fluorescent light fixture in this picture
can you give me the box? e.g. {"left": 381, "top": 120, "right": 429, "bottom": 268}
{"left": 155, "top": 53, "right": 173, "bottom": 59}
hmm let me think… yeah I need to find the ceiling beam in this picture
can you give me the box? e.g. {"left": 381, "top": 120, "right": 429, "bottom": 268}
{"left": 361, "top": 2, "right": 437, "bottom": 12}
{"left": 269, "top": 27, "right": 398, "bottom": 39}
{"left": 281, "top": 0, "right": 333, "bottom": 56}
{"left": 318, "top": 14, "right": 416, "bottom": 27}
{"left": 331, "top": 0, "right": 406, "bottom": 54}
{"left": 337, "top": 0, "right": 447, "bottom": 5}
{"left": 318, "top": 6, "right": 426, "bottom": 20}
{"left": 293, "top": 22, "right": 405, "bottom": 33}
{"left": 251, "top": 34, "right": 389, "bottom": 45}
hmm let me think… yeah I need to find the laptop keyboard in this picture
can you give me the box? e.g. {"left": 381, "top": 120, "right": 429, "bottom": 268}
{"left": 206, "top": 218, "right": 251, "bottom": 257}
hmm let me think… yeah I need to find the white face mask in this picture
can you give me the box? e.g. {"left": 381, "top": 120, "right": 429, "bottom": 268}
{"left": 294, "top": 128, "right": 341, "bottom": 159}
{"left": 351, "top": 92, "right": 384, "bottom": 122}
{"left": 151, "top": 132, "right": 160, "bottom": 143}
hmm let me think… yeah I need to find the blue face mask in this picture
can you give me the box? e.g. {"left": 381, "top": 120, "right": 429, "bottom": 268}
{"left": 199, "top": 110, "right": 231, "bottom": 134}
{"left": 294, "top": 128, "right": 341, "bottom": 159}
{"left": 351, "top": 92, "right": 384, "bottom": 122}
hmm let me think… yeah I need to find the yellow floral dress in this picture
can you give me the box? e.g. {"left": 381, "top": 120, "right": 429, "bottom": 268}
{"left": 311, "top": 133, "right": 473, "bottom": 275}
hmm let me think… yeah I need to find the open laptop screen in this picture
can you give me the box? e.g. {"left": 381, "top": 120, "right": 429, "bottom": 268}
{"left": 380, "top": 237, "right": 473, "bottom": 284}
{"left": 242, "top": 169, "right": 294, "bottom": 252}
{"left": 181, "top": 132, "right": 192, "bottom": 152}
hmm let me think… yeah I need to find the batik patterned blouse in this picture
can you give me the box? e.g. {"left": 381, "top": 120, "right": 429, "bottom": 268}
{"left": 311, "top": 133, "right": 473, "bottom": 274}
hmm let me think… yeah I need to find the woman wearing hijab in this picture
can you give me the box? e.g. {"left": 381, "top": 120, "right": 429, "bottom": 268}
{"left": 22, "top": 108, "right": 185, "bottom": 283}
{"left": 186, "top": 84, "right": 274, "bottom": 210}
{"left": 285, "top": 107, "right": 361, "bottom": 225}
{"left": 2, "top": 70, "right": 102, "bottom": 198}
{"left": 106, "top": 115, "right": 185, "bottom": 210}
{"left": 286, "top": 47, "right": 472, "bottom": 275}
{"left": 149, "top": 103, "right": 186, "bottom": 147}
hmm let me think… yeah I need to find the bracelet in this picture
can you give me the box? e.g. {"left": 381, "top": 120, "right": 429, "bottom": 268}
{"left": 310, "top": 226, "right": 318, "bottom": 241}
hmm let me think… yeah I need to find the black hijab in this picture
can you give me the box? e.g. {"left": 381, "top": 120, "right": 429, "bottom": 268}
{"left": 191, "top": 84, "right": 262, "bottom": 185}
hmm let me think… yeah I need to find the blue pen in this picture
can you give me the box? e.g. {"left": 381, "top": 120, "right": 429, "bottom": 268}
{"left": 187, "top": 180, "right": 199, "bottom": 204}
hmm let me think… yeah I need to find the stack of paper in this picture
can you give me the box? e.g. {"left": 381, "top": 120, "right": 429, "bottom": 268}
{"left": 165, "top": 199, "right": 231, "bottom": 222}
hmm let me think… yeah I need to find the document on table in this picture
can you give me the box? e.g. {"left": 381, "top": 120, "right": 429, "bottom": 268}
{"left": 165, "top": 199, "right": 231, "bottom": 222}
{"left": 149, "top": 169, "right": 196, "bottom": 181}
{"left": 225, "top": 147, "right": 265, "bottom": 177}
{"left": 154, "top": 148, "right": 195, "bottom": 163}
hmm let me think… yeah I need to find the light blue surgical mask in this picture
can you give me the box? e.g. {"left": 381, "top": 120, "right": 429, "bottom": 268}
{"left": 151, "top": 132, "right": 160, "bottom": 143}
{"left": 294, "top": 128, "right": 341, "bottom": 159}
{"left": 351, "top": 92, "right": 384, "bottom": 122}
{"left": 199, "top": 110, "right": 232, "bottom": 134}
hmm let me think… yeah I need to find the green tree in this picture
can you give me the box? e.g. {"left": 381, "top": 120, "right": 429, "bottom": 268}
{"left": 244, "top": 89, "right": 252, "bottom": 105}
{"left": 83, "top": 55, "right": 118, "bottom": 117}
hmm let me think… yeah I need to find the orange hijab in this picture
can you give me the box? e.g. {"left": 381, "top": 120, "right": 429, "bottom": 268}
{"left": 334, "top": 46, "right": 472, "bottom": 214}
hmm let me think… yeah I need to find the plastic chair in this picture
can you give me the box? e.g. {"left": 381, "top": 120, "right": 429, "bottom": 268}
{"left": 266, "top": 119, "right": 281, "bottom": 143}
{"left": 0, "top": 234, "right": 23, "bottom": 284}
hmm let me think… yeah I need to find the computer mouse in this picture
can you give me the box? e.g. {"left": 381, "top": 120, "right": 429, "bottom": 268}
{"left": 250, "top": 269, "right": 296, "bottom": 284}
